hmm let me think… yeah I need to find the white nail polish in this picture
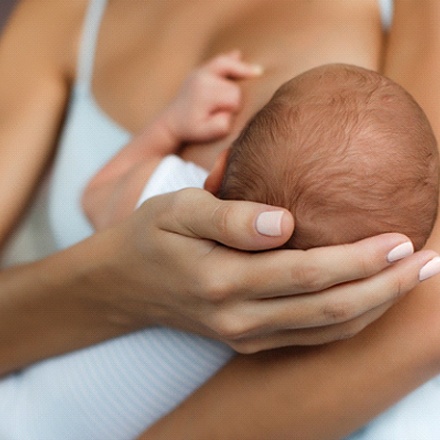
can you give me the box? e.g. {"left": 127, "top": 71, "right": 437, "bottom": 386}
{"left": 419, "top": 256, "right": 440, "bottom": 281}
{"left": 256, "top": 211, "right": 284, "bottom": 236}
{"left": 387, "top": 241, "right": 414, "bottom": 262}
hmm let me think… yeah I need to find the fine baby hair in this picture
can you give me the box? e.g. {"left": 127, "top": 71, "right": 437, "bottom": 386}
{"left": 219, "top": 64, "right": 439, "bottom": 250}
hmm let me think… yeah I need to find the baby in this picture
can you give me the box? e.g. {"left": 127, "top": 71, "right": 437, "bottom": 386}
{"left": 217, "top": 63, "right": 439, "bottom": 250}
{"left": 84, "top": 60, "right": 439, "bottom": 252}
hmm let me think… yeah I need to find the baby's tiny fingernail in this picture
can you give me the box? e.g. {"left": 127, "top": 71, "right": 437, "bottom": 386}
{"left": 251, "top": 64, "right": 264, "bottom": 75}
{"left": 387, "top": 241, "right": 414, "bottom": 262}
{"left": 256, "top": 211, "right": 284, "bottom": 236}
{"left": 419, "top": 256, "right": 440, "bottom": 281}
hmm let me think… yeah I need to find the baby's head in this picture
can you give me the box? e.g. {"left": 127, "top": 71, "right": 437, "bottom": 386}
{"left": 217, "top": 64, "right": 439, "bottom": 250}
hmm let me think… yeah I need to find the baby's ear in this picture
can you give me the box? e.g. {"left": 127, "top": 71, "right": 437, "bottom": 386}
{"left": 204, "top": 148, "right": 231, "bottom": 195}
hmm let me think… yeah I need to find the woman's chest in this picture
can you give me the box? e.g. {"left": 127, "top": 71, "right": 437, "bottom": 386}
{"left": 85, "top": 0, "right": 382, "bottom": 135}
{"left": 90, "top": 0, "right": 259, "bottom": 133}
{"left": 87, "top": 0, "right": 315, "bottom": 135}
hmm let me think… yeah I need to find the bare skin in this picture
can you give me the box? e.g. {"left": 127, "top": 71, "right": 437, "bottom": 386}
{"left": 0, "top": 1, "right": 440, "bottom": 438}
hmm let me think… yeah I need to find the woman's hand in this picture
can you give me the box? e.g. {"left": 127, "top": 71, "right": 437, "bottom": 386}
{"left": 6, "top": 187, "right": 435, "bottom": 375}
{"left": 100, "top": 188, "right": 440, "bottom": 352}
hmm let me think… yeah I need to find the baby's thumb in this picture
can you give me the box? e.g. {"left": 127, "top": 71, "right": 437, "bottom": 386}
{"left": 209, "top": 54, "right": 264, "bottom": 79}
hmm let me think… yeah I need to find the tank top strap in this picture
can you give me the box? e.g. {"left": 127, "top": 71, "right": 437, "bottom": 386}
{"left": 76, "top": 0, "right": 108, "bottom": 93}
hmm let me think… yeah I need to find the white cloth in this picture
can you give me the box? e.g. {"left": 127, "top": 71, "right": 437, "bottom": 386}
{"left": 347, "top": 377, "right": 440, "bottom": 440}
{"left": 135, "top": 155, "right": 208, "bottom": 207}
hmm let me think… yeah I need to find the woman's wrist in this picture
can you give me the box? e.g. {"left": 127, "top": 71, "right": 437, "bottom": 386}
{"left": 0, "top": 228, "right": 142, "bottom": 376}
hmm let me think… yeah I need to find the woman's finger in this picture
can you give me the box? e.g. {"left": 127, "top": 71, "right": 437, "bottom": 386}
{"left": 216, "top": 249, "right": 438, "bottom": 335}
{"left": 227, "top": 302, "right": 393, "bottom": 353}
{"left": 194, "top": 233, "right": 420, "bottom": 303}
{"left": 150, "top": 188, "right": 294, "bottom": 250}
{"left": 198, "top": 250, "right": 440, "bottom": 351}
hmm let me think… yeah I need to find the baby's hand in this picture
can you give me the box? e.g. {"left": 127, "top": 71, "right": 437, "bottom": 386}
{"left": 163, "top": 51, "right": 263, "bottom": 143}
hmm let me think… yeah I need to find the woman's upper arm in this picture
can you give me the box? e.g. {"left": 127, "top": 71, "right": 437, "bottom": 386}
{"left": 384, "top": 0, "right": 440, "bottom": 136}
{"left": 0, "top": 0, "right": 85, "bottom": 243}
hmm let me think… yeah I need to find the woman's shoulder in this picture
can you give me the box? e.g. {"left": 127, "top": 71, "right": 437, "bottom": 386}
{"left": 3, "top": 0, "right": 90, "bottom": 79}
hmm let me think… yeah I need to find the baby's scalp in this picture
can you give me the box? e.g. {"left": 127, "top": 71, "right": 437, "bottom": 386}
{"left": 220, "top": 64, "right": 439, "bottom": 250}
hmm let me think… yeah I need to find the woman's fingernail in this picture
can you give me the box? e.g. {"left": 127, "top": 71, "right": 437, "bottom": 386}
{"left": 256, "top": 211, "right": 284, "bottom": 236}
{"left": 419, "top": 256, "right": 440, "bottom": 281}
{"left": 387, "top": 241, "right": 414, "bottom": 262}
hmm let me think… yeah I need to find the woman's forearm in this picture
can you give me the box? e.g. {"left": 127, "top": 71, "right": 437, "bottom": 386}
{"left": 142, "top": 274, "right": 440, "bottom": 440}
{"left": 0, "top": 227, "right": 142, "bottom": 376}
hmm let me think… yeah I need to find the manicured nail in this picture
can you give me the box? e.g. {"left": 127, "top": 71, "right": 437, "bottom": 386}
{"left": 256, "top": 211, "right": 284, "bottom": 236}
{"left": 419, "top": 256, "right": 440, "bottom": 281}
{"left": 387, "top": 241, "right": 414, "bottom": 263}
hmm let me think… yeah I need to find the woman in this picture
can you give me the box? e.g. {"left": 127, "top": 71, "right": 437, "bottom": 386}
{"left": 0, "top": 0, "right": 438, "bottom": 438}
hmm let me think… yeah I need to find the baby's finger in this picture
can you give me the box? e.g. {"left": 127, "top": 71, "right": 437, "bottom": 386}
{"left": 201, "top": 111, "right": 233, "bottom": 138}
{"left": 207, "top": 53, "right": 264, "bottom": 79}
{"left": 225, "top": 49, "right": 242, "bottom": 60}
{"left": 209, "top": 80, "right": 242, "bottom": 111}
